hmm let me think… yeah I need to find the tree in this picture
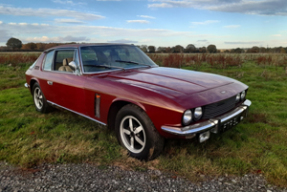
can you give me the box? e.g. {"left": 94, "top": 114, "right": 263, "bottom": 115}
{"left": 207, "top": 44, "right": 217, "bottom": 53}
{"left": 139, "top": 45, "right": 148, "bottom": 53}
{"left": 6, "top": 37, "right": 22, "bottom": 50}
{"left": 185, "top": 44, "right": 196, "bottom": 53}
{"left": 247, "top": 46, "right": 260, "bottom": 53}
{"left": 199, "top": 47, "right": 207, "bottom": 53}
{"left": 36, "top": 43, "right": 45, "bottom": 50}
{"left": 148, "top": 45, "right": 156, "bottom": 53}
{"left": 157, "top": 47, "right": 166, "bottom": 53}
{"left": 22, "top": 42, "right": 37, "bottom": 50}
{"left": 172, "top": 45, "right": 184, "bottom": 53}
{"left": 165, "top": 47, "right": 171, "bottom": 53}
{"left": 231, "top": 48, "right": 243, "bottom": 53}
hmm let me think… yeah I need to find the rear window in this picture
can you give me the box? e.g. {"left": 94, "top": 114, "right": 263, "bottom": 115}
{"left": 43, "top": 51, "right": 55, "bottom": 71}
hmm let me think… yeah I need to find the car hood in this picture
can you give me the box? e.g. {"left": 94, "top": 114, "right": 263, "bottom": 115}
{"left": 105, "top": 67, "right": 237, "bottom": 97}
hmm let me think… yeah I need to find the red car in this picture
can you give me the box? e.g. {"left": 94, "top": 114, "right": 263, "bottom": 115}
{"left": 25, "top": 44, "right": 251, "bottom": 160}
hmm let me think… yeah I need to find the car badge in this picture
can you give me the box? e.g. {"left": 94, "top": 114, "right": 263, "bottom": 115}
{"left": 221, "top": 91, "right": 226, "bottom": 94}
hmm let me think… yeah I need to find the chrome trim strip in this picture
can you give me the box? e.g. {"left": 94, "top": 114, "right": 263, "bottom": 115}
{"left": 161, "top": 99, "right": 251, "bottom": 136}
{"left": 220, "top": 106, "right": 246, "bottom": 123}
{"left": 47, "top": 101, "right": 106, "bottom": 126}
{"left": 161, "top": 120, "right": 217, "bottom": 136}
{"left": 24, "top": 83, "right": 29, "bottom": 88}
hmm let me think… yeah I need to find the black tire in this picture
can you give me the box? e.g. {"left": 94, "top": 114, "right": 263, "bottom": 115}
{"left": 115, "top": 104, "right": 164, "bottom": 160}
{"left": 32, "top": 83, "right": 52, "bottom": 113}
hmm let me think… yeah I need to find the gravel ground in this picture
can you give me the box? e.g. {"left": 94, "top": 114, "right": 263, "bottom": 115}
{"left": 0, "top": 162, "right": 286, "bottom": 192}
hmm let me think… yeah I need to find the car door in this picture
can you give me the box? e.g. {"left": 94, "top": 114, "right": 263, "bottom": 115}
{"left": 40, "top": 49, "right": 86, "bottom": 114}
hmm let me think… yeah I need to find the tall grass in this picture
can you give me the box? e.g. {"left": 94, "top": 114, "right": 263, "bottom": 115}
{"left": 0, "top": 53, "right": 40, "bottom": 65}
{"left": 148, "top": 53, "right": 287, "bottom": 69}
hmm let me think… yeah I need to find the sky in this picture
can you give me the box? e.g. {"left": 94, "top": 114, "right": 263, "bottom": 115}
{"left": 0, "top": 0, "right": 287, "bottom": 49}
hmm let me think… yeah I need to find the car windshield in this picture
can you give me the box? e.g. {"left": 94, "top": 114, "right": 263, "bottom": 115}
{"left": 80, "top": 45, "right": 157, "bottom": 73}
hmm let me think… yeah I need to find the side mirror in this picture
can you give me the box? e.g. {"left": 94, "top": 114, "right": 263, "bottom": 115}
{"left": 69, "top": 61, "right": 77, "bottom": 69}
{"left": 69, "top": 61, "right": 80, "bottom": 75}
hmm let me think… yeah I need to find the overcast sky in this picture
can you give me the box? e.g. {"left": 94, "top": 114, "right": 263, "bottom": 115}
{"left": 0, "top": 0, "right": 286, "bottom": 49}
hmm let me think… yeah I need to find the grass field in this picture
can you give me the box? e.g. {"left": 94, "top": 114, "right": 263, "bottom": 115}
{"left": 0, "top": 53, "right": 287, "bottom": 187}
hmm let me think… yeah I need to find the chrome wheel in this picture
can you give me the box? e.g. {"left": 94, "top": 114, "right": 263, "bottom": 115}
{"left": 120, "top": 115, "right": 146, "bottom": 154}
{"left": 33, "top": 87, "right": 43, "bottom": 110}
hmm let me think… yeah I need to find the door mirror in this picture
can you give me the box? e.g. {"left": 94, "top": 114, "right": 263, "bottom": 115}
{"left": 69, "top": 61, "right": 80, "bottom": 75}
{"left": 69, "top": 61, "right": 77, "bottom": 68}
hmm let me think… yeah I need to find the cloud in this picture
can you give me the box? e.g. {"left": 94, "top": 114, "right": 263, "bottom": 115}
{"left": 197, "top": 39, "right": 208, "bottom": 42}
{"left": 272, "top": 34, "right": 282, "bottom": 37}
{"left": 107, "top": 39, "right": 138, "bottom": 43}
{"left": 137, "top": 15, "right": 156, "bottom": 19}
{"left": 148, "top": 1, "right": 192, "bottom": 8}
{"left": 225, "top": 41, "right": 261, "bottom": 44}
{"left": 19, "top": 23, "right": 28, "bottom": 26}
{"left": 54, "top": 19, "right": 85, "bottom": 24}
{"left": 8, "top": 23, "right": 17, "bottom": 25}
{"left": 209, "top": 0, "right": 287, "bottom": 16}
{"left": 0, "top": 30, "right": 11, "bottom": 42}
{"left": 1, "top": 22, "right": 191, "bottom": 40}
{"left": 223, "top": 25, "right": 240, "bottom": 28}
{"left": 24, "top": 35, "right": 89, "bottom": 43}
{"left": 0, "top": 21, "right": 2, "bottom": 24}
{"left": 127, "top": 20, "right": 150, "bottom": 24}
{"left": 0, "top": 5, "right": 105, "bottom": 21}
{"left": 32, "top": 23, "right": 39, "bottom": 26}
{"left": 52, "top": 0, "right": 86, "bottom": 5}
{"left": 0, "top": 22, "right": 230, "bottom": 47}
{"left": 191, "top": 20, "right": 220, "bottom": 25}
{"left": 148, "top": 0, "right": 287, "bottom": 16}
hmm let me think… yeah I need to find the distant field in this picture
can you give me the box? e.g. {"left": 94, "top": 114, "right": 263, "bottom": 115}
{"left": 0, "top": 52, "right": 41, "bottom": 55}
{"left": 0, "top": 52, "right": 287, "bottom": 187}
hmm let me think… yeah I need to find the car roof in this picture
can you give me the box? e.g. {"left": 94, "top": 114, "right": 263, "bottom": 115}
{"left": 45, "top": 43, "right": 134, "bottom": 52}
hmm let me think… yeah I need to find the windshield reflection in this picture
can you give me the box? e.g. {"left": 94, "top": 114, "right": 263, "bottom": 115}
{"left": 80, "top": 45, "right": 157, "bottom": 73}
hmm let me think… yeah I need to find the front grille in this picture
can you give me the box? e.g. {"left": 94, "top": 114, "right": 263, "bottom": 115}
{"left": 203, "top": 96, "right": 237, "bottom": 119}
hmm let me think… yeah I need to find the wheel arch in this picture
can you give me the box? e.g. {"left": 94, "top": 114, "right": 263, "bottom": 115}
{"left": 29, "top": 78, "right": 39, "bottom": 94}
{"left": 107, "top": 99, "right": 146, "bottom": 131}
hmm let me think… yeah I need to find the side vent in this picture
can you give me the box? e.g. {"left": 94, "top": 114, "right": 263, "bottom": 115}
{"left": 94, "top": 94, "right": 101, "bottom": 118}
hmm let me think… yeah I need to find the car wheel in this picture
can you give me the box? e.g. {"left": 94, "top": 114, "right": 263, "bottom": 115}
{"left": 115, "top": 104, "right": 164, "bottom": 160}
{"left": 32, "top": 83, "right": 51, "bottom": 113}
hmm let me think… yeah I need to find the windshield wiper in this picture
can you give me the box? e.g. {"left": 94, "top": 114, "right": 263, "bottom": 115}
{"left": 84, "top": 64, "right": 112, "bottom": 69}
{"left": 115, "top": 60, "right": 151, "bottom": 67}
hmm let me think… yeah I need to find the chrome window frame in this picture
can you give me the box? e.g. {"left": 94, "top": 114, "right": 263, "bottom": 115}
{"left": 42, "top": 48, "right": 80, "bottom": 76}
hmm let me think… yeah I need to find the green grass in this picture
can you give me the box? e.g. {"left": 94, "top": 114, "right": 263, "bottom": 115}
{"left": 0, "top": 57, "right": 287, "bottom": 187}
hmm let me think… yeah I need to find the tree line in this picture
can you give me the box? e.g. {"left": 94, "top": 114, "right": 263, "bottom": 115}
{"left": 1, "top": 37, "right": 287, "bottom": 54}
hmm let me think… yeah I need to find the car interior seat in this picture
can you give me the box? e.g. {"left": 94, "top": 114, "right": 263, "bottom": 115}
{"left": 59, "top": 58, "right": 75, "bottom": 72}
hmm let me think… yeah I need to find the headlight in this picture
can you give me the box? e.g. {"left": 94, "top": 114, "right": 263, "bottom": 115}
{"left": 240, "top": 91, "right": 246, "bottom": 100}
{"left": 235, "top": 93, "right": 240, "bottom": 102}
{"left": 194, "top": 107, "right": 203, "bottom": 120}
{"left": 182, "top": 110, "right": 192, "bottom": 125}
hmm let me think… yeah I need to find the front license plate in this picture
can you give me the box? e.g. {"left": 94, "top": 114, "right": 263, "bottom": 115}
{"left": 220, "top": 115, "right": 241, "bottom": 132}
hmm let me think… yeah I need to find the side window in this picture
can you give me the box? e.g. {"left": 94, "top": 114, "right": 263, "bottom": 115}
{"left": 54, "top": 50, "right": 75, "bottom": 71}
{"left": 43, "top": 51, "right": 55, "bottom": 71}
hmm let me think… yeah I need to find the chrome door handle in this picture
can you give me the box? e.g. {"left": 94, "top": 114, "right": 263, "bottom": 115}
{"left": 47, "top": 81, "right": 53, "bottom": 85}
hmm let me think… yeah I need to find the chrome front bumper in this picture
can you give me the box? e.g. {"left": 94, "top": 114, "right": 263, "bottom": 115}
{"left": 161, "top": 99, "right": 251, "bottom": 138}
